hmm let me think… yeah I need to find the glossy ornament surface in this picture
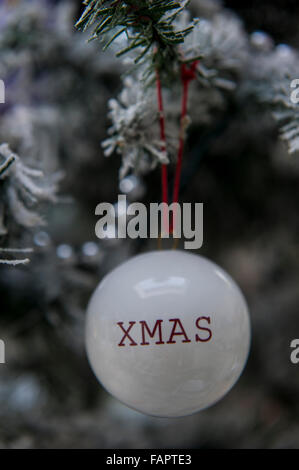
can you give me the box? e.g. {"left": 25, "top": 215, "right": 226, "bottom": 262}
{"left": 86, "top": 250, "right": 250, "bottom": 417}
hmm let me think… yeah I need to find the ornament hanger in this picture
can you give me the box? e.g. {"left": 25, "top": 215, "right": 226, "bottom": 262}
{"left": 155, "top": 59, "right": 199, "bottom": 248}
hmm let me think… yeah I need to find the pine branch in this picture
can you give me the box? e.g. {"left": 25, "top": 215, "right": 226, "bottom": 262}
{"left": 76, "top": 0, "right": 197, "bottom": 75}
{"left": 0, "top": 248, "right": 32, "bottom": 266}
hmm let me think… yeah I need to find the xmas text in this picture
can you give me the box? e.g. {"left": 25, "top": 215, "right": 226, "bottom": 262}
{"left": 117, "top": 317, "right": 212, "bottom": 347}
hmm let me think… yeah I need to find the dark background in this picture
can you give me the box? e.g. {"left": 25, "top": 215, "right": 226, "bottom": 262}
{"left": 0, "top": 0, "right": 299, "bottom": 449}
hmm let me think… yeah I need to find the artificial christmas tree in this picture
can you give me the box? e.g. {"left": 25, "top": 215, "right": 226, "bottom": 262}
{"left": 0, "top": 0, "right": 299, "bottom": 449}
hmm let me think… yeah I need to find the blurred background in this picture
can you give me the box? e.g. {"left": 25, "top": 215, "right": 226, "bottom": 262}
{"left": 0, "top": 0, "right": 299, "bottom": 449}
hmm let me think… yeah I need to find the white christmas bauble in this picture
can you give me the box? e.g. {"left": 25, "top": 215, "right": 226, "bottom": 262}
{"left": 86, "top": 250, "right": 250, "bottom": 417}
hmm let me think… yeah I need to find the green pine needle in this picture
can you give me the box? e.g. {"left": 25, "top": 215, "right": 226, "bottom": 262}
{"left": 76, "top": 0, "right": 198, "bottom": 77}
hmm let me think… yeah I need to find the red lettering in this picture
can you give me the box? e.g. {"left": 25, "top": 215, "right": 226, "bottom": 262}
{"left": 140, "top": 320, "right": 164, "bottom": 345}
{"left": 167, "top": 318, "right": 191, "bottom": 344}
{"left": 195, "top": 317, "right": 212, "bottom": 342}
{"left": 117, "top": 321, "right": 137, "bottom": 346}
